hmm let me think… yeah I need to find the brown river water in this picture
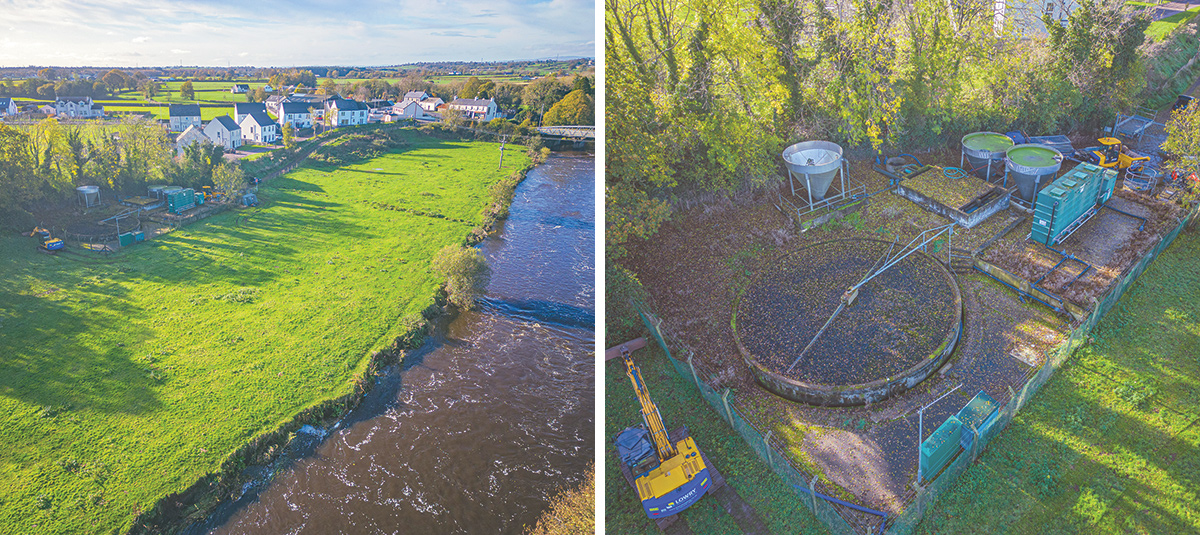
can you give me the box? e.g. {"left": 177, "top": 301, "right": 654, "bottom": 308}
{"left": 189, "top": 152, "right": 595, "bottom": 535}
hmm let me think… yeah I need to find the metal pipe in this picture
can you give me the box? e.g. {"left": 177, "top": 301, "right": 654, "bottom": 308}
{"left": 1101, "top": 204, "right": 1147, "bottom": 231}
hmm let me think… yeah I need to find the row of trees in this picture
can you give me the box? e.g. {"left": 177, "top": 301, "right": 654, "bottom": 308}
{"left": 606, "top": 0, "right": 1155, "bottom": 259}
{"left": 0, "top": 117, "right": 244, "bottom": 230}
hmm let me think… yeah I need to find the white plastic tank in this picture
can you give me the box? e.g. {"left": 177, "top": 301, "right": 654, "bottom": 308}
{"left": 76, "top": 185, "right": 100, "bottom": 207}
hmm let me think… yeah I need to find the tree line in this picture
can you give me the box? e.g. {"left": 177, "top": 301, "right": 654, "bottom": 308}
{"left": 606, "top": 0, "right": 1156, "bottom": 259}
{"left": 0, "top": 117, "right": 244, "bottom": 230}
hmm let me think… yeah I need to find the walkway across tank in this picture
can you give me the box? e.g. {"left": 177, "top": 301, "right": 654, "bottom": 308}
{"left": 733, "top": 238, "right": 963, "bottom": 406}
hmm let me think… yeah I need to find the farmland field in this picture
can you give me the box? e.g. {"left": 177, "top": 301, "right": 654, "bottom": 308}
{"left": 0, "top": 129, "right": 530, "bottom": 534}
{"left": 917, "top": 229, "right": 1200, "bottom": 534}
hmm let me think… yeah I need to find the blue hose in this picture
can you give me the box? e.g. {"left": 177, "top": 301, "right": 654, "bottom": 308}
{"left": 791, "top": 484, "right": 888, "bottom": 535}
{"left": 899, "top": 153, "right": 924, "bottom": 167}
{"left": 943, "top": 167, "right": 968, "bottom": 180}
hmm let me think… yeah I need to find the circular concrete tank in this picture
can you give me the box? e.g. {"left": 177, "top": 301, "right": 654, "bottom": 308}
{"left": 961, "top": 132, "right": 1014, "bottom": 179}
{"left": 782, "top": 141, "right": 844, "bottom": 201}
{"left": 733, "top": 239, "right": 962, "bottom": 406}
{"left": 1005, "top": 144, "right": 1062, "bottom": 201}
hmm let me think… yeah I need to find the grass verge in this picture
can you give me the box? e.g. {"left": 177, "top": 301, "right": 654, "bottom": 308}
{"left": 0, "top": 130, "right": 530, "bottom": 534}
{"left": 917, "top": 229, "right": 1200, "bottom": 534}
{"left": 604, "top": 343, "right": 832, "bottom": 534}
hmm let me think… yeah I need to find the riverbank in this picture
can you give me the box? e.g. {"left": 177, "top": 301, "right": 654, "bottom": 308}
{"left": 0, "top": 130, "right": 534, "bottom": 534}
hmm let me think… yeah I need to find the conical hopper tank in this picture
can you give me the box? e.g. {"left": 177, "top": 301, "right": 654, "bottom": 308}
{"left": 1005, "top": 144, "right": 1063, "bottom": 201}
{"left": 782, "top": 141, "right": 843, "bottom": 201}
{"left": 961, "top": 132, "right": 1013, "bottom": 179}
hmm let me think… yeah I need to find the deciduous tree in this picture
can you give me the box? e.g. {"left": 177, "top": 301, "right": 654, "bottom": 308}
{"left": 430, "top": 244, "right": 492, "bottom": 310}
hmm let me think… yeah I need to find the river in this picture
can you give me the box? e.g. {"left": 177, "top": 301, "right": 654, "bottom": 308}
{"left": 195, "top": 152, "right": 595, "bottom": 535}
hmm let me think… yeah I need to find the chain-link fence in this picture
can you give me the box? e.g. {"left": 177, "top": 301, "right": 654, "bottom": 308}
{"left": 634, "top": 202, "right": 1198, "bottom": 535}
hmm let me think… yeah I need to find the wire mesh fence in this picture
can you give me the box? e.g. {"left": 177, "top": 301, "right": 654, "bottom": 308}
{"left": 633, "top": 202, "right": 1197, "bottom": 535}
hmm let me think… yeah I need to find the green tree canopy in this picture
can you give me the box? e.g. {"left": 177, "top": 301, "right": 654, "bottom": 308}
{"left": 180, "top": 80, "right": 195, "bottom": 100}
{"left": 430, "top": 244, "right": 492, "bottom": 310}
{"left": 542, "top": 89, "right": 594, "bottom": 126}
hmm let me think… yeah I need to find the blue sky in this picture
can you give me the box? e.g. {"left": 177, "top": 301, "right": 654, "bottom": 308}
{"left": 0, "top": 0, "right": 594, "bottom": 67}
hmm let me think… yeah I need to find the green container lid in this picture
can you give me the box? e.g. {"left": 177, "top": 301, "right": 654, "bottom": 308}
{"left": 1007, "top": 145, "right": 1060, "bottom": 168}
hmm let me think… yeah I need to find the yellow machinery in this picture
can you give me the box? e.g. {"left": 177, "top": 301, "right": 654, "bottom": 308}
{"left": 1092, "top": 137, "right": 1150, "bottom": 172}
{"left": 26, "top": 226, "right": 64, "bottom": 253}
{"left": 610, "top": 338, "right": 711, "bottom": 519}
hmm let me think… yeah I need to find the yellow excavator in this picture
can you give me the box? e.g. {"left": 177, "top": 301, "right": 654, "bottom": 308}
{"left": 26, "top": 226, "right": 65, "bottom": 254}
{"left": 610, "top": 338, "right": 711, "bottom": 519}
{"left": 1092, "top": 137, "right": 1150, "bottom": 173}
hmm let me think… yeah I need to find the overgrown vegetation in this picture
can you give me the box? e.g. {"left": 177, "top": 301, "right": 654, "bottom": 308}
{"left": 431, "top": 244, "right": 492, "bottom": 310}
{"left": 0, "top": 131, "right": 529, "bottom": 534}
{"left": 527, "top": 464, "right": 596, "bottom": 535}
{"left": 606, "top": 0, "right": 1157, "bottom": 258}
{"left": 917, "top": 229, "right": 1200, "bottom": 534}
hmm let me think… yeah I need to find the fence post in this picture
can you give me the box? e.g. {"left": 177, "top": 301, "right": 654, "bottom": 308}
{"left": 764, "top": 430, "right": 774, "bottom": 466}
{"left": 688, "top": 353, "right": 698, "bottom": 388}
{"left": 722, "top": 388, "right": 733, "bottom": 425}
{"left": 809, "top": 475, "right": 818, "bottom": 513}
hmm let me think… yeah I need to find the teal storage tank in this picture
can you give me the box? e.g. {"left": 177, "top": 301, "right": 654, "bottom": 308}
{"left": 920, "top": 416, "right": 963, "bottom": 483}
{"left": 1030, "top": 162, "right": 1116, "bottom": 245}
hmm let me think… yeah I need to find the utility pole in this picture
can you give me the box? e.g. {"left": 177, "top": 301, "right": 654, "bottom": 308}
{"left": 498, "top": 135, "right": 507, "bottom": 170}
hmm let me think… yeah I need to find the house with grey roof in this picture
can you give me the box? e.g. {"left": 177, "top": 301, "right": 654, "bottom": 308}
{"left": 235, "top": 102, "right": 268, "bottom": 124}
{"left": 231, "top": 84, "right": 250, "bottom": 94}
{"left": 204, "top": 115, "right": 242, "bottom": 150}
{"left": 448, "top": 97, "right": 498, "bottom": 121}
{"left": 53, "top": 96, "right": 104, "bottom": 118}
{"left": 325, "top": 99, "right": 368, "bottom": 128}
{"left": 240, "top": 111, "right": 279, "bottom": 144}
{"left": 280, "top": 102, "right": 314, "bottom": 129}
{"left": 169, "top": 104, "right": 202, "bottom": 132}
{"left": 401, "top": 91, "right": 428, "bottom": 104}
{"left": 0, "top": 97, "right": 17, "bottom": 116}
{"left": 175, "top": 124, "right": 210, "bottom": 155}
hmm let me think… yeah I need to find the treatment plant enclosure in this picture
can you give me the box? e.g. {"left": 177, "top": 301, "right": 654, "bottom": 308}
{"left": 621, "top": 157, "right": 1200, "bottom": 534}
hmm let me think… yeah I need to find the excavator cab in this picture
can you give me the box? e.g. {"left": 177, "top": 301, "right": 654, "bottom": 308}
{"left": 1093, "top": 137, "right": 1150, "bottom": 171}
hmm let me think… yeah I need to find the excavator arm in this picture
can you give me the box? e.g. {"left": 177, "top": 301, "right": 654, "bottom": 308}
{"left": 623, "top": 349, "right": 677, "bottom": 462}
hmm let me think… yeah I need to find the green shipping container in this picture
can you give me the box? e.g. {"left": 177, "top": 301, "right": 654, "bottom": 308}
{"left": 920, "top": 416, "right": 963, "bottom": 483}
{"left": 194, "top": 192, "right": 205, "bottom": 205}
{"left": 118, "top": 232, "right": 135, "bottom": 247}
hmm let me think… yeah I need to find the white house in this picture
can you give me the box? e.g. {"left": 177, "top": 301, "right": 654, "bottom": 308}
{"left": 280, "top": 101, "right": 313, "bottom": 128}
{"left": 204, "top": 115, "right": 242, "bottom": 150}
{"left": 240, "top": 111, "right": 279, "bottom": 143}
{"left": 0, "top": 97, "right": 17, "bottom": 116}
{"left": 235, "top": 102, "right": 268, "bottom": 124}
{"left": 39, "top": 105, "right": 56, "bottom": 115}
{"left": 416, "top": 97, "right": 444, "bottom": 113}
{"left": 175, "top": 124, "right": 210, "bottom": 155}
{"left": 996, "top": 0, "right": 1075, "bottom": 36}
{"left": 169, "top": 104, "right": 202, "bottom": 132}
{"left": 448, "top": 97, "right": 499, "bottom": 121}
{"left": 53, "top": 96, "right": 104, "bottom": 118}
{"left": 401, "top": 91, "right": 428, "bottom": 104}
{"left": 392, "top": 100, "right": 426, "bottom": 119}
{"left": 325, "top": 98, "right": 368, "bottom": 127}
{"left": 231, "top": 84, "right": 250, "bottom": 94}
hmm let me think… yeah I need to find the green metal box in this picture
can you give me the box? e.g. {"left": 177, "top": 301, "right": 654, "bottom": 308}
{"left": 920, "top": 415, "right": 963, "bottom": 483}
{"left": 1030, "top": 163, "right": 1115, "bottom": 244}
{"left": 956, "top": 391, "right": 1000, "bottom": 450}
{"left": 118, "top": 232, "right": 135, "bottom": 247}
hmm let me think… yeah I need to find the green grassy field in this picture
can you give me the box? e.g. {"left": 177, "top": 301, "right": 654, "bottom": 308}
{"left": 917, "top": 229, "right": 1200, "bottom": 534}
{"left": 102, "top": 104, "right": 234, "bottom": 121}
{"left": 605, "top": 346, "right": 831, "bottom": 535}
{"left": 1147, "top": 6, "right": 1200, "bottom": 41}
{"left": 0, "top": 129, "right": 529, "bottom": 534}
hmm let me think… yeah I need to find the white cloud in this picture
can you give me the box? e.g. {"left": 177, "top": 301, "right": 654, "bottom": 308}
{"left": 170, "top": 49, "right": 191, "bottom": 54}
{"left": 238, "top": 52, "right": 249, "bottom": 57}
{"left": 131, "top": 36, "right": 150, "bottom": 43}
